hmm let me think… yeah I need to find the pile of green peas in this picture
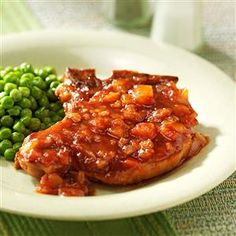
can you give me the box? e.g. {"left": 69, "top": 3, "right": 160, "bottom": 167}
{"left": 0, "top": 63, "right": 65, "bottom": 161}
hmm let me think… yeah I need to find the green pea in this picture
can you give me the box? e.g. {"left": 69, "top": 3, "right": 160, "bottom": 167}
{"left": 42, "top": 108, "right": 50, "bottom": 117}
{"left": 23, "top": 128, "right": 31, "bottom": 136}
{"left": 0, "top": 139, "right": 12, "bottom": 154}
{"left": 44, "top": 66, "right": 56, "bottom": 75}
{"left": 38, "top": 95, "right": 49, "bottom": 107}
{"left": 1, "top": 115, "right": 14, "bottom": 127}
{"left": 7, "top": 106, "right": 21, "bottom": 116}
{"left": 21, "top": 108, "right": 32, "bottom": 118}
{"left": 20, "top": 116, "right": 31, "bottom": 126}
{"left": 13, "top": 66, "right": 21, "bottom": 72}
{"left": 46, "top": 89, "right": 57, "bottom": 102}
{"left": 4, "top": 148, "right": 16, "bottom": 161}
{"left": 34, "top": 110, "right": 41, "bottom": 119}
{"left": 12, "top": 132, "right": 25, "bottom": 143}
{"left": 35, "top": 107, "right": 50, "bottom": 120}
{"left": 45, "top": 74, "right": 57, "bottom": 86}
{"left": 14, "top": 70, "right": 23, "bottom": 79}
{"left": 21, "top": 73, "right": 34, "bottom": 80}
{"left": 4, "top": 83, "right": 17, "bottom": 94}
{"left": 0, "top": 67, "right": 5, "bottom": 76}
{"left": 13, "top": 66, "right": 23, "bottom": 77}
{"left": 3, "top": 72, "right": 18, "bottom": 83}
{"left": 0, "top": 96, "right": 14, "bottom": 109}
{"left": 0, "top": 92, "right": 7, "bottom": 99}
{"left": 19, "top": 76, "right": 32, "bottom": 87}
{"left": 0, "top": 107, "right": 5, "bottom": 116}
{"left": 29, "top": 96, "right": 38, "bottom": 110}
{"left": 50, "top": 81, "right": 60, "bottom": 90}
{"left": 5, "top": 67, "right": 13, "bottom": 73}
{"left": 31, "top": 86, "right": 42, "bottom": 99}
{"left": 35, "top": 68, "right": 48, "bottom": 79}
{"left": 40, "top": 123, "right": 46, "bottom": 130}
{"left": 32, "top": 76, "right": 46, "bottom": 89}
{"left": 9, "top": 88, "right": 22, "bottom": 102}
{"left": 33, "top": 68, "right": 39, "bottom": 76}
{"left": 28, "top": 118, "right": 41, "bottom": 131}
{"left": 42, "top": 117, "right": 51, "bottom": 125}
{"left": 51, "top": 115, "right": 61, "bottom": 123}
{"left": 49, "top": 102, "right": 62, "bottom": 112}
{"left": 58, "top": 108, "right": 65, "bottom": 117}
{"left": 13, "top": 142, "right": 22, "bottom": 151}
{"left": 18, "top": 87, "right": 30, "bottom": 97}
{"left": 13, "top": 121, "right": 25, "bottom": 133}
{"left": 0, "top": 127, "right": 12, "bottom": 140}
{"left": 46, "top": 122, "right": 54, "bottom": 128}
{"left": 0, "top": 80, "right": 4, "bottom": 91}
{"left": 20, "top": 63, "right": 33, "bottom": 73}
{"left": 48, "top": 110, "right": 56, "bottom": 117}
{"left": 18, "top": 97, "right": 31, "bottom": 108}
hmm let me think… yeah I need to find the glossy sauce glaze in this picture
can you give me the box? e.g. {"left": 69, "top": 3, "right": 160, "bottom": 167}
{"left": 15, "top": 69, "right": 208, "bottom": 196}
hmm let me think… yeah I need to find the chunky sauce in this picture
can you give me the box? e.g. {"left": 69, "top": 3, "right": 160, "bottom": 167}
{"left": 15, "top": 69, "right": 207, "bottom": 196}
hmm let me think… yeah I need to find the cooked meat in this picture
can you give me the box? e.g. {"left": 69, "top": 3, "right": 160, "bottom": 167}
{"left": 15, "top": 69, "right": 208, "bottom": 196}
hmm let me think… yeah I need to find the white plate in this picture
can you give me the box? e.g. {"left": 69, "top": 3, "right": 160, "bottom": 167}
{"left": 0, "top": 31, "right": 235, "bottom": 220}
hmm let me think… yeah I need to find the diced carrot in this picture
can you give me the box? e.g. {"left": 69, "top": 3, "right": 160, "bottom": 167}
{"left": 103, "top": 92, "right": 120, "bottom": 103}
{"left": 131, "top": 122, "right": 157, "bottom": 139}
{"left": 130, "top": 85, "right": 154, "bottom": 105}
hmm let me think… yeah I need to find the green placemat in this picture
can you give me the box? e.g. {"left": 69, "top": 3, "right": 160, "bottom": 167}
{"left": 1, "top": 0, "right": 41, "bottom": 33}
{"left": 1, "top": 1, "right": 235, "bottom": 236}
{"left": 0, "top": 211, "right": 177, "bottom": 236}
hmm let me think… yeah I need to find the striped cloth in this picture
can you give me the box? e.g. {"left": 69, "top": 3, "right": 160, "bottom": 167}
{"left": 1, "top": 0, "right": 41, "bottom": 33}
{"left": 1, "top": 1, "right": 235, "bottom": 235}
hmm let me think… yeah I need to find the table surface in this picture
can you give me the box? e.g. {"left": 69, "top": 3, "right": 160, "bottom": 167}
{"left": 1, "top": 1, "right": 236, "bottom": 236}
